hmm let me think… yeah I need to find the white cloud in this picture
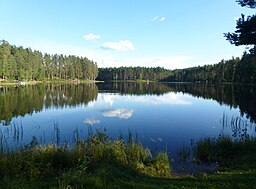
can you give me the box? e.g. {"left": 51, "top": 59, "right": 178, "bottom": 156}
{"left": 160, "top": 17, "right": 166, "bottom": 22}
{"left": 84, "top": 117, "right": 101, "bottom": 126}
{"left": 102, "top": 109, "right": 134, "bottom": 119}
{"left": 152, "top": 16, "right": 166, "bottom": 22}
{"left": 152, "top": 16, "right": 159, "bottom": 21}
{"left": 101, "top": 40, "right": 135, "bottom": 52}
{"left": 83, "top": 33, "right": 101, "bottom": 41}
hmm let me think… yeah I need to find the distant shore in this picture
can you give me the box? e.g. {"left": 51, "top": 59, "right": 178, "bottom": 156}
{"left": 0, "top": 78, "right": 103, "bottom": 87}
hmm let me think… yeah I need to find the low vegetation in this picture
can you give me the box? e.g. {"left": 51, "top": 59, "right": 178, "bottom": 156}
{"left": 0, "top": 130, "right": 171, "bottom": 188}
{"left": 1, "top": 125, "right": 256, "bottom": 188}
{"left": 195, "top": 136, "right": 256, "bottom": 170}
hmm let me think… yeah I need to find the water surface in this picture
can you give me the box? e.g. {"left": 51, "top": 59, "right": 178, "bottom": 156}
{"left": 0, "top": 82, "right": 255, "bottom": 172}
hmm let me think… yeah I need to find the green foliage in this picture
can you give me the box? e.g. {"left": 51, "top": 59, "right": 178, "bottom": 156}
{"left": 98, "top": 53, "right": 256, "bottom": 84}
{"left": 0, "top": 40, "right": 98, "bottom": 81}
{"left": 163, "top": 54, "right": 256, "bottom": 84}
{"left": 237, "top": 0, "right": 256, "bottom": 9}
{"left": 1, "top": 40, "right": 256, "bottom": 84}
{"left": 224, "top": 14, "right": 256, "bottom": 47}
{"left": 0, "top": 131, "right": 171, "bottom": 188}
{"left": 1, "top": 131, "right": 256, "bottom": 188}
{"left": 225, "top": 0, "right": 256, "bottom": 52}
{"left": 97, "top": 66, "right": 171, "bottom": 81}
{"left": 194, "top": 136, "right": 256, "bottom": 169}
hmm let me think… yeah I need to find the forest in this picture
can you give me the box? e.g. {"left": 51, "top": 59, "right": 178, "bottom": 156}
{"left": 97, "top": 66, "right": 171, "bottom": 81}
{"left": 1, "top": 39, "right": 255, "bottom": 84}
{"left": 0, "top": 40, "right": 98, "bottom": 81}
{"left": 165, "top": 52, "right": 256, "bottom": 83}
{"left": 97, "top": 52, "right": 256, "bottom": 84}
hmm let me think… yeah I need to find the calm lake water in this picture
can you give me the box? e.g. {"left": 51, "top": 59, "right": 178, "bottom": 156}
{"left": 0, "top": 82, "right": 256, "bottom": 172}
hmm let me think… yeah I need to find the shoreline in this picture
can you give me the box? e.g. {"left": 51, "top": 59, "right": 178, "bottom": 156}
{"left": 0, "top": 79, "right": 104, "bottom": 87}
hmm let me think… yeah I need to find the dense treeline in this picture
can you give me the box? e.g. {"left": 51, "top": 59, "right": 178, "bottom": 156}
{"left": 166, "top": 53, "right": 256, "bottom": 83}
{"left": 0, "top": 40, "right": 98, "bottom": 81}
{"left": 1, "top": 40, "right": 255, "bottom": 84}
{"left": 97, "top": 66, "right": 171, "bottom": 81}
{"left": 98, "top": 52, "right": 256, "bottom": 84}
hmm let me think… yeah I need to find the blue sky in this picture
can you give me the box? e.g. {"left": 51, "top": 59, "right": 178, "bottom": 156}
{"left": 0, "top": 0, "right": 255, "bottom": 69}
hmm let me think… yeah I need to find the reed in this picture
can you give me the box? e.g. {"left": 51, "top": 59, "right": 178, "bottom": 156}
{"left": 194, "top": 135, "right": 256, "bottom": 169}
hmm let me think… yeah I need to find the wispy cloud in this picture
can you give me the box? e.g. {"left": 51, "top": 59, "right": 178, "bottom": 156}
{"left": 84, "top": 117, "right": 101, "bottom": 126}
{"left": 160, "top": 17, "right": 166, "bottom": 22}
{"left": 83, "top": 33, "right": 101, "bottom": 41}
{"left": 101, "top": 40, "right": 135, "bottom": 52}
{"left": 152, "top": 16, "right": 159, "bottom": 21}
{"left": 152, "top": 16, "right": 166, "bottom": 22}
{"left": 102, "top": 109, "right": 134, "bottom": 119}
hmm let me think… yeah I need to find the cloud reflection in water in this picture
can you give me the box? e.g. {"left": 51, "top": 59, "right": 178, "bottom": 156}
{"left": 84, "top": 117, "right": 101, "bottom": 126}
{"left": 88, "top": 92, "right": 192, "bottom": 109}
{"left": 102, "top": 109, "right": 134, "bottom": 119}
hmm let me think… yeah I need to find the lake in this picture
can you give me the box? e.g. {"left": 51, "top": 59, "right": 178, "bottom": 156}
{"left": 0, "top": 82, "right": 255, "bottom": 173}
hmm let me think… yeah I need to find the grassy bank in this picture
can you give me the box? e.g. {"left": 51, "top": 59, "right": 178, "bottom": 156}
{"left": 195, "top": 136, "right": 256, "bottom": 170}
{"left": 0, "top": 131, "right": 171, "bottom": 188}
{"left": 0, "top": 78, "right": 102, "bottom": 86}
{"left": 1, "top": 132, "right": 256, "bottom": 188}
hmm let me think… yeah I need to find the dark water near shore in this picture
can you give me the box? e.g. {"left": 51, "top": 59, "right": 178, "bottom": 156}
{"left": 0, "top": 82, "right": 256, "bottom": 173}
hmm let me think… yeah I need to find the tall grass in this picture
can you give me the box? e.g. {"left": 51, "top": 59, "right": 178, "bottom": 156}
{"left": 0, "top": 129, "right": 171, "bottom": 188}
{"left": 194, "top": 136, "right": 256, "bottom": 169}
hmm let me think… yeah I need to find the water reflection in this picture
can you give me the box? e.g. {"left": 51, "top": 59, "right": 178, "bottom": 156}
{"left": 84, "top": 117, "right": 101, "bottom": 126}
{"left": 98, "top": 82, "right": 256, "bottom": 123}
{"left": 220, "top": 114, "right": 256, "bottom": 140}
{"left": 102, "top": 109, "right": 134, "bottom": 119}
{"left": 0, "top": 82, "right": 255, "bottom": 126}
{"left": 0, "top": 84, "right": 98, "bottom": 125}
{"left": 0, "top": 82, "right": 256, "bottom": 173}
{"left": 128, "top": 93, "right": 192, "bottom": 105}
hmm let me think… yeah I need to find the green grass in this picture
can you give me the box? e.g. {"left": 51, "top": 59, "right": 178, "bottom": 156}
{"left": 194, "top": 136, "right": 256, "bottom": 169}
{"left": 0, "top": 78, "right": 100, "bottom": 86}
{"left": 1, "top": 132, "right": 256, "bottom": 188}
{"left": 0, "top": 130, "right": 170, "bottom": 188}
{"left": 1, "top": 164, "right": 256, "bottom": 189}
